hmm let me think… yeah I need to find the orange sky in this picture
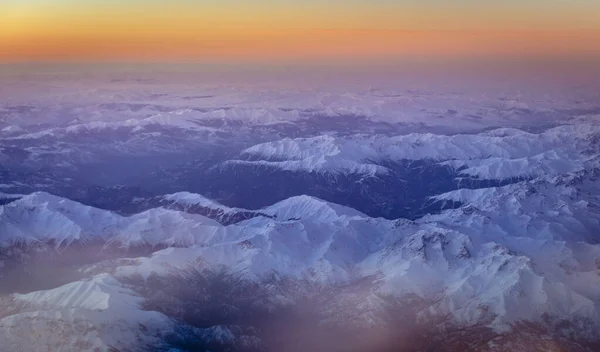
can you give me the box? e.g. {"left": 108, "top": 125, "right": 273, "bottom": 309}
{"left": 1, "top": 1, "right": 599, "bottom": 62}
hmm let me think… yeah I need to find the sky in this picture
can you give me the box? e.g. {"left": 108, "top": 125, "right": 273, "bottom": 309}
{"left": 1, "top": 0, "right": 600, "bottom": 63}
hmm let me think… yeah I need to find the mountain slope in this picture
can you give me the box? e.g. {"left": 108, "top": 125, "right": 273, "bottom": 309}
{"left": 1, "top": 122, "right": 600, "bottom": 350}
{"left": 0, "top": 274, "right": 170, "bottom": 352}
{"left": 230, "top": 124, "right": 599, "bottom": 180}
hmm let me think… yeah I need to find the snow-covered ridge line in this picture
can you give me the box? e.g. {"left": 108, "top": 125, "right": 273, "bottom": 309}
{"left": 154, "top": 191, "right": 275, "bottom": 225}
{"left": 0, "top": 274, "right": 171, "bottom": 351}
{"left": 2, "top": 173, "right": 600, "bottom": 342}
{"left": 0, "top": 192, "right": 23, "bottom": 200}
{"left": 234, "top": 123, "right": 600, "bottom": 179}
{"left": 162, "top": 191, "right": 247, "bottom": 215}
{"left": 121, "top": 174, "right": 600, "bottom": 335}
{"left": 1, "top": 106, "right": 306, "bottom": 139}
{"left": 4, "top": 116, "right": 213, "bottom": 140}
{"left": 0, "top": 191, "right": 217, "bottom": 248}
{"left": 0, "top": 191, "right": 368, "bottom": 248}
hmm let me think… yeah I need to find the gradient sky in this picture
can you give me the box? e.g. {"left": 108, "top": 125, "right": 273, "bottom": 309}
{"left": 1, "top": 0, "right": 599, "bottom": 63}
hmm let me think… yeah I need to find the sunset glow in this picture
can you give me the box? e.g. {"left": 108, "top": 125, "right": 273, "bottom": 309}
{"left": 2, "top": 0, "right": 599, "bottom": 62}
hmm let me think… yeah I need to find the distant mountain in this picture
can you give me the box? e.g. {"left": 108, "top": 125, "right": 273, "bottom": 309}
{"left": 232, "top": 124, "right": 599, "bottom": 180}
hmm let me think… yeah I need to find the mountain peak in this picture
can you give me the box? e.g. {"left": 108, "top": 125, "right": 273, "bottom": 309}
{"left": 262, "top": 194, "right": 366, "bottom": 221}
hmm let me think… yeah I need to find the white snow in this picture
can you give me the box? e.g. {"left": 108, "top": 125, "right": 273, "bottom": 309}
{"left": 0, "top": 192, "right": 221, "bottom": 248}
{"left": 233, "top": 123, "right": 600, "bottom": 179}
{"left": 2, "top": 118, "right": 600, "bottom": 348}
{"left": 0, "top": 274, "right": 170, "bottom": 352}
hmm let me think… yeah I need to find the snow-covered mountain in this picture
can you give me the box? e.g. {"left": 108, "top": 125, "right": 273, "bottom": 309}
{"left": 2, "top": 119, "right": 600, "bottom": 351}
{"left": 151, "top": 192, "right": 272, "bottom": 225}
{"left": 0, "top": 192, "right": 227, "bottom": 248}
{"left": 0, "top": 274, "right": 171, "bottom": 352}
{"left": 5, "top": 63, "right": 600, "bottom": 351}
{"left": 230, "top": 123, "right": 600, "bottom": 180}
{"left": 1, "top": 162, "right": 599, "bottom": 350}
